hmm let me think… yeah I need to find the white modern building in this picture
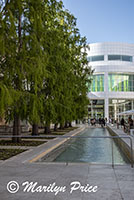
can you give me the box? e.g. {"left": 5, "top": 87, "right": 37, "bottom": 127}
{"left": 87, "top": 42, "right": 134, "bottom": 120}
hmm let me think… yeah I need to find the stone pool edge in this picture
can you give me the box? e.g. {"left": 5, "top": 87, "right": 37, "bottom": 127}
{"left": 28, "top": 126, "right": 86, "bottom": 163}
{"left": 107, "top": 124, "right": 134, "bottom": 163}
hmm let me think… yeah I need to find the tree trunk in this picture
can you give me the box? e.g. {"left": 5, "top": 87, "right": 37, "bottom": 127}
{"left": 64, "top": 121, "right": 68, "bottom": 128}
{"left": 12, "top": 114, "right": 21, "bottom": 143}
{"left": 44, "top": 125, "right": 51, "bottom": 134}
{"left": 32, "top": 124, "right": 38, "bottom": 135}
{"left": 54, "top": 123, "right": 58, "bottom": 131}
{"left": 59, "top": 123, "right": 64, "bottom": 130}
{"left": 69, "top": 122, "right": 72, "bottom": 127}
{"left": 12, "top": 10, "right": 22, "bottom": 144}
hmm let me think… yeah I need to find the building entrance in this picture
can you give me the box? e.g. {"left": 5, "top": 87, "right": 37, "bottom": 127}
{"left": 88, "top": 100, "right": 104, "bottom": 119}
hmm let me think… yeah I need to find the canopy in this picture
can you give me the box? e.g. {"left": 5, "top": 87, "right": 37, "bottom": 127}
{"left": 117, "top": 110, "right": 134, "bottom": 116}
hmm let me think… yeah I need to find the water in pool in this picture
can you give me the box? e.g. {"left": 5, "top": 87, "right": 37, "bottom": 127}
{"left": 54, "top": 128, "right": 129, "bottom": 164}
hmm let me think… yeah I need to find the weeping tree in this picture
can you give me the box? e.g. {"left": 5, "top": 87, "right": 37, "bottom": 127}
{"left": 0, "top": 0, "right": 92, "bottom": 140}
{"left": 30, "top": 1, "right": 93, "bottom": 132}
{"left": 48, "top": 9, "right": 92, "bottom": 128}
{"left": 0, "top": 0, "right": 48, "bottom": 141}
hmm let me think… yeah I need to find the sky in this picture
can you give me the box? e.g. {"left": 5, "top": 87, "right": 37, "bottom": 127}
{"left": 62, "top": 0, "right": 134, "bottom": 44}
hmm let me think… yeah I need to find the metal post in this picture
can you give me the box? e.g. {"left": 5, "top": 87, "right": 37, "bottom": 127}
{"left": 130, "top": 137, "right": 133, "bottom": 168}
{"left": 111, "top": 138, "right": 114, "bottom": 168}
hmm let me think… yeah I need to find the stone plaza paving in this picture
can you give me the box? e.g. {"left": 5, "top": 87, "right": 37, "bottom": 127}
{"left": 0, "top": 126, "right": 134, "bottom": 200}
{"left": 0, "top": 162, "right": 134, "bottom": 200}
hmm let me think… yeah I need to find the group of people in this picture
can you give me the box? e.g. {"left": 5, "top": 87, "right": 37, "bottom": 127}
{"left": 89, "top": 116, "right": 134, "bottom": 129}
{"left": 99, "top": 118, "right": 107, "bottom": 127}
{"left": 86, "top": 116, "right": 134, "bottom": 133}
{"left": 89, "top": 118, "right": 107, "bottom": 127}
{"left": 120, "top": 116, "right": 134, "bottom": 131}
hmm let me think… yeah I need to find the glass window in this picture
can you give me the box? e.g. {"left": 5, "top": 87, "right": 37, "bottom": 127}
{"left": 108, "top": 55, "right": 121, "bottom": 60}
{"left": 108, "top": 74, "right": 134, "bottom": 92}
{"left": 87, "top": 57, "right": 90, "bottom": 62}
{"left": 90, "top": 74, "right": 104, "bottom": 92}
{"left": 87, "top": 55, "right": 104, "bottom": 62}
{"left": 91, "top": 55, "right": 104, "bottom": 62}
{"left": 122, "top": 55, "right": 132, "bottom": 62}
{"left": 108, "top": 55, "right": 132, "bottom": 62}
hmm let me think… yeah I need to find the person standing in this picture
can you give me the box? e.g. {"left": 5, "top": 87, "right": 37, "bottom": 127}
{"left": 120, "top": 118, "right": 125, "bottom": 128}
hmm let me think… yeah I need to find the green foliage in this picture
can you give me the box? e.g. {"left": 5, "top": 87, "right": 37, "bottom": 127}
{"left": 0, "top": 83, "right": 13, "bottom": 116}
{"left": 0, "top": 0, "right": 93, "bottom": 131}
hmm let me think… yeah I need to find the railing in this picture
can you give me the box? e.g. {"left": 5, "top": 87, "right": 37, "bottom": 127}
{"left": 111, "top": 122, "right": 134, "bottom": 136}
{"left": 130, "top": 129, "right": 134, "bottom": 136}
{"left": 0, "top": 135, "right": 133, "bottom": 168}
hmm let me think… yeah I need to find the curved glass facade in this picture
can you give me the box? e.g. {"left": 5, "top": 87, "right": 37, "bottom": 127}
{"left": 87, "top": 43, "right": 134, "bottom": 120}
{"left": 108, "top": 74, "right": 134, "bottom": 91}
{"left": 91, "top": 74, "right": 104, "bottom": 92}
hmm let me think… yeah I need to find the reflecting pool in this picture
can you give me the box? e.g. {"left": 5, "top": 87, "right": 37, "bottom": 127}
{"left": 54, "top": 128, "right": 129, "bottom": 164}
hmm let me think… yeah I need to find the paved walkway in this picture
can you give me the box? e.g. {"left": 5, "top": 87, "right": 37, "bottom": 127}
{"left": 0, "top": 162, "right": 134, "bottom": 200}
{"left": 0, "top": 126, "right": 134, "bottom": 200}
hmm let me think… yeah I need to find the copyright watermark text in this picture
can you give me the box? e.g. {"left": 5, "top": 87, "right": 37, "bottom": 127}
{"left": 7, "top": 181, "right": 20, "bottom": 194}
{"left": 7, "top": 181, "right": 98, "bottom": 195}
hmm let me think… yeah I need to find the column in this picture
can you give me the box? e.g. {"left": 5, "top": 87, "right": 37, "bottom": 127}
{"left": 104, "top": 72, "right": 109, "bottom": 120}
{"left": 91, "top": 100, "right": 93, "bottom": 118}
{"left": 132, "top": 100, "right": 134, "bottom": 119}
{"left": 105, "top": 98, "right": 109, "bottom": 119}
{"left": 114, "top": 103, "right": 117, "bottom": 120}
{"left": 124, "top": 103, "right": 125, "bottom": 112}
{"left": 104, "top": 72, "right": 108, "bottom": 93}
{"left": 131, "top": 100, "right": 134, "bottom": 110}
